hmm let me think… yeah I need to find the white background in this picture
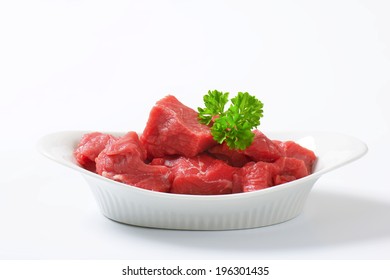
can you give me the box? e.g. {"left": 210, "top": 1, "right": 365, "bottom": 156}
{"left": 1, "top": 0, "right": 389, "bottom": 260}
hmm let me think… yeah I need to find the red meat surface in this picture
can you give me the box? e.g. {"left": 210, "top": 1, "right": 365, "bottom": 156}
{"left": 243, "top": 130, "right": 283, "bottom": 162}
{"left": 158, "top": 154, "right": 236, "bottom": 195}
{"left": 95, "top": 132, "right": 171, "bottom": 192}
{"left": 273, "top": 157, "right": 309, "bottom": 186}
{"left": 207, "top": 130, "right": 282, "bottom": 167}
{"left": 233, "top": 156, "right": 310, "bottom": 192}
{"left": 276, "top": 141, "right": 317, "bottom": 173}
{"left": 74, "top": 132, "right": 117, "bottom": 172}
{"left": 234, "top": 161, "right": 278, "bottom": 193}
{"left": 207, "top": 142, "right": 251, "bottom": 167}
{"left": 273, "top": 175, "right": 297, "bottom": 185}
{"left": 140, "top": 95, "right": 217, "bottom": 158}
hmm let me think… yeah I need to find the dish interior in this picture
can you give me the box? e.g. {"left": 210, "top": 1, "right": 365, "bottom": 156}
{"left": 38, "top": 130, "right": 368, "bottom": 197}
{"left": 37, "top": 130, "right": 367, "bottom": 229}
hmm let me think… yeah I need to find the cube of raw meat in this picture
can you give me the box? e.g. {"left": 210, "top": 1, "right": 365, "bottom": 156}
{"left": 243, "top": 130, "right": 283, "bottom": 162}
{"left": 95, "top": 132, "right": 171, "bottom": 192}
{"left": 273, "top": 157, "right": 309, "bottom": 185}
{"left": 276, "top": 141, "right": 317, "bottom": 173}
{"left": 273, "top": 174, "right": 297, "bottom": 185}
{"left": 207, "top": 142, "right": 251, "bottom": 167}
{"left": 74, "top": 132, "right": 117, "bottom": 172}
{"left": 140, "top": 95, "right": 217, "bottom": 158}
{"left": 158, "top": 154, "right": 236, "bottom": 195}
{"left": 207, "top": 130, "right": 282, "bottom": 167}
{"left": 234, "top": 161, "right": 278, "bottom": 193}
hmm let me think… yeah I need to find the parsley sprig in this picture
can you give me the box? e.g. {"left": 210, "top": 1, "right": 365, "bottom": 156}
{"left": 198, "top": 90, "right": 229, "bottom": 125}
{"left": 198, "top": 90, "right": 264, "bottom": 150}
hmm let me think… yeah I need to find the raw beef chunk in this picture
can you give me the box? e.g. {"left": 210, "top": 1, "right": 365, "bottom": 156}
{"left": 158, "top": 154, "right": 237, "bottom": 195}
{"left": 207, "top": 142, "right": 251, "bottom": 167}
{"left": 243, "top": 130, "right": 283, "bottom": 162}
{"left": 207, "top": 130, "right": 282, "bottom": 167}
{"left": 95, "top": 132, "right": 171, "bottom": 192}
{"left": 276, "top": 141, "right": 316, "bottom": 173}
{"left": 234, "top": 161, "right": 278, "bottom": 193}
{"left": 74, "top": 132, "right": 117, "bottom": 172}
{"left": 140, "top": 95, "right": 216, "bottom": 158}
{"left": 273, "top": 157, "right": 309, "bottom": 185}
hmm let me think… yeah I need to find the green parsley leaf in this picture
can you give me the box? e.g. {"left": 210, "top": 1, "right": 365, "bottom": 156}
{"left": 198, "top": 90, "right": 229, "bottom": 125}
{"left": 198, "top": 91, "right": 264, "bottom": 150}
